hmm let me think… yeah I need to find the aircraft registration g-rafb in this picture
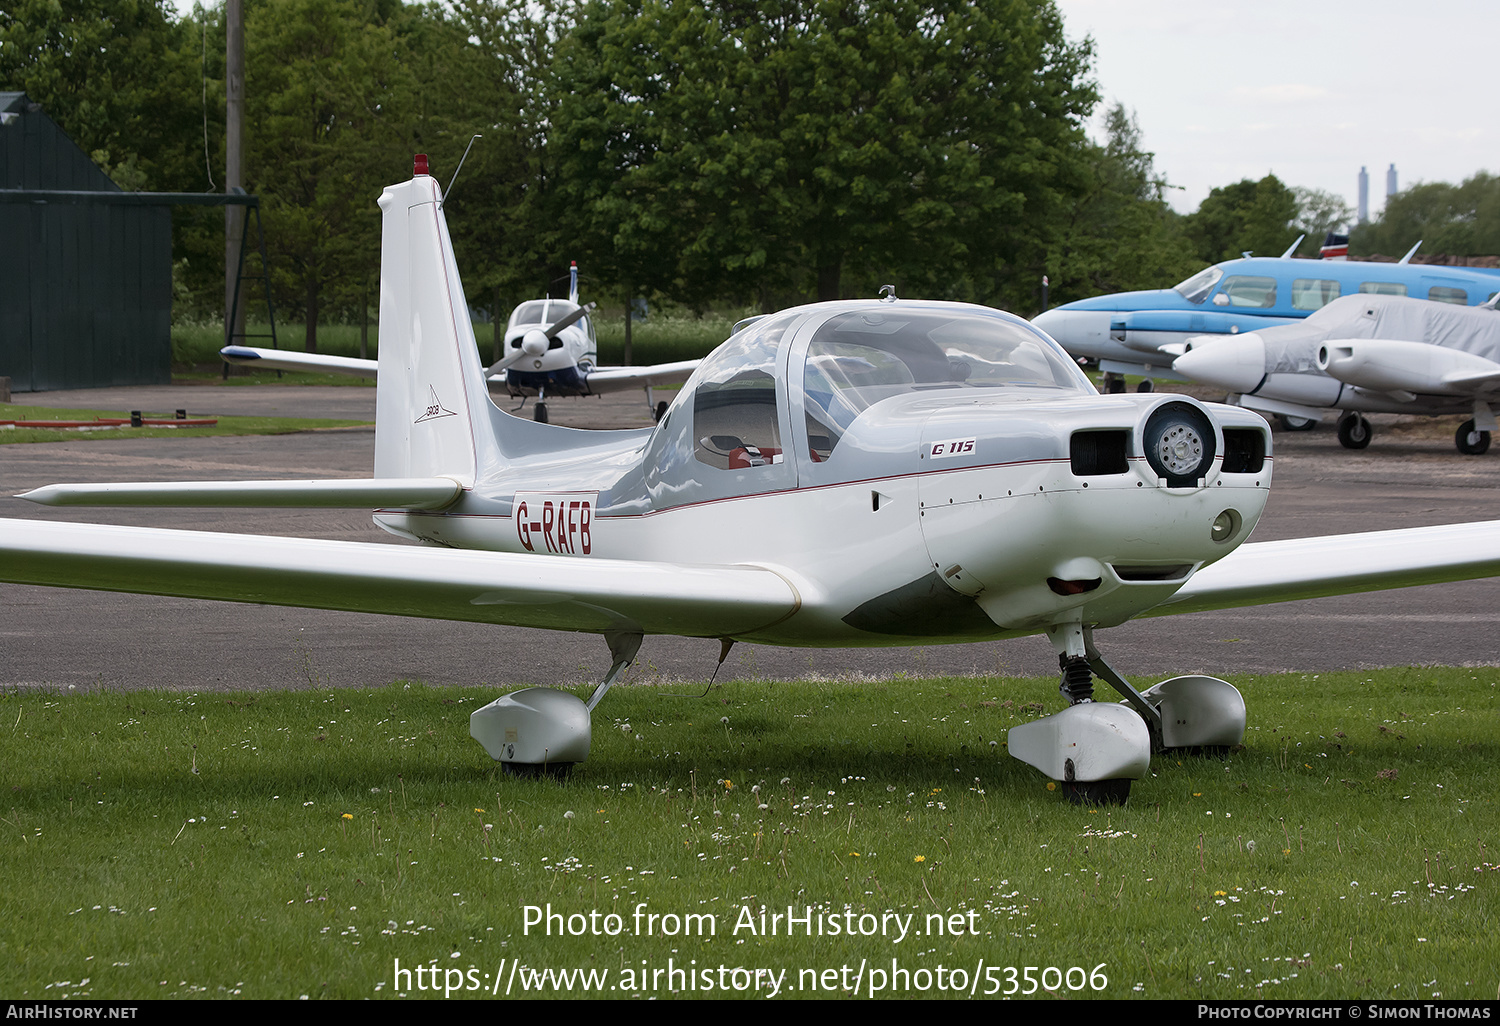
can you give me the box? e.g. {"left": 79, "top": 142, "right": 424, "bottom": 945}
{"left": 7, "top": 160, "right": 1500, "bottom": 804}
{"left": 222, "top": 164, "right": 699, "bottom": 426}
{"left": 1033, "top": 238, "right": 1500, "bottom": 404}
{"left": 1171, "top": 293, "right": 1500, "bottom": 455}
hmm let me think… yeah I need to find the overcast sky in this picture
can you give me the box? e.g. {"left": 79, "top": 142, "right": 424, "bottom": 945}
{"left": 1055, "top": 0, "right": 1495, "bottom": 217}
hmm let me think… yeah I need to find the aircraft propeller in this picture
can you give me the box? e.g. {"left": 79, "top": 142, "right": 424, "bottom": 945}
{"left": 488, "top": 301, "right": 597, "bottom": 376}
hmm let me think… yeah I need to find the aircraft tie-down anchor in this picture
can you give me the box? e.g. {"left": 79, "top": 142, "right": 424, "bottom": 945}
{"left": 470, "top": 630, "right": 643, "bottom": 777}
{"left": 1007, "top": 622, "right": 1245, "bottom": 805}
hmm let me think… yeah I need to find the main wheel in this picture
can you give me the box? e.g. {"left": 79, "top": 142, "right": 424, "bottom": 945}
{"left": 1456, "top": 419, "right": 1491, "bottom": 455}
{"left": 533, "top": 402, "right": 549, "bottom": 424}
{"left": 654, "top": 400, "right": 669, "bottom": 423}
{"left": 1136, "top": 379, "right": 1154, "bottom": 393}
{"left": 1277, "top": 414, "right": 1317, "bottom": 431}
{"left": 1105, "top": 375, "right": 1126, "bottom": 394}
{"left": 1336, "top": 414, "right": 1371, "bottom": 449}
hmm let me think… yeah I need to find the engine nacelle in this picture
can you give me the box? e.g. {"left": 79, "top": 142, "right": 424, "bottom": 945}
{"left": 1317, "top": 338, "right": 1500, "bottom": 396}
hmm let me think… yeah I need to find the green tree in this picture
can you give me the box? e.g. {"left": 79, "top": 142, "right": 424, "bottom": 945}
{"left": 1351, "top": 173, "right": 1500, "bottom": 259}
{"left": 1182, "top": 174, "right": 1299, "bottom": 264}
{"left": 549, "top": 0, "right": 1097, "bottom": 311}
{"left": 445, "top": 0, "right": 570, "bottom": 332}
{"left": 243, "top": 0, "right": 518, "bottom": 350}
{"left": 1290, "top": 186, "right": 1353, "bottom": 256}
{"left": 0, "top": 0, "right": 203, "bottom": 191}
{"left": 1043, "top": 103, "right": 1198, "bottom": 306}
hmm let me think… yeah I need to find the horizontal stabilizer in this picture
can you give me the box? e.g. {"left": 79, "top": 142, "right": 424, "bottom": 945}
{"left": 221, "top": 346, "right": 377, "bottom": 378}
{"left": 1153, "top": 521, "right": 1500, "bottom": 615}
{"left": 18, "top": 478, "right": 464, "bottom": 509}
{"left": 0, "top": 520, "right": 800, "bottom": 638}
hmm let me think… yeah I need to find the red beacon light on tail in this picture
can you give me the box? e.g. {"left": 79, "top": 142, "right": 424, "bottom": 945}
{"left": 414, "top": 153, "right": 429, "bottom": 177}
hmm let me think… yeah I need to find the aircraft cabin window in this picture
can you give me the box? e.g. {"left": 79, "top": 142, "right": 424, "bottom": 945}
{"left": 802, "top": 309, "right": 1089, "bottom": 459}
{"left": 1172, "top": 266, "right": 1224, "bottom": 304}
{"left": 1359, "top": 282, "right": 1407, "bottom": 297}
{"left": 690, "top": 318, "right": 790, "bottom": 471}
{"left": 1428, "top": 286, "right": 1467, "bottom": 305}
{"left": 1215, "top": 276, "right": 1277, "bottom": 308}
{"left": 510, "top": 301, "right": 548, "bottom": 326}
{"left": 1291, "top": 278, "right": 1340, "bottom": 311}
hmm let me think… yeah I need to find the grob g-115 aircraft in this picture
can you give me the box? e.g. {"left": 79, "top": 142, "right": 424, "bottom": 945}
{"left": 222, "top": 254, "right": 699, "bottom": 424}
{"left": 1034, "top": 245, "right": 1500, "bottom": 407}
{"left": 8, "top": 162, "right": 1500, "bottom": 803}
{"left": 1173, "top": 293, "right": 1500, "bottom": 454}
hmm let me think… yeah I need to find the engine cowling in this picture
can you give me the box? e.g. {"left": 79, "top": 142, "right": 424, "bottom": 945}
{"left": 1316, "top": 338, "right": 1500, "bottom": 396}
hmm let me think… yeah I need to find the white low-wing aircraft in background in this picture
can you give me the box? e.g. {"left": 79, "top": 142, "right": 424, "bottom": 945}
{"left": 1173, "top": 293, "right": 1500, "bottom": 454}
{"left": 8, "top": 163, "right": 1500, "bottom": 804}
{"left": 222, "top": 258, "right": 699, "bottom": 424}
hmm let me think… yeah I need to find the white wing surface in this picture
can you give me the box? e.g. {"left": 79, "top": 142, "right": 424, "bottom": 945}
{"left": 580, "top": 361, "right": 701, "bottom": 392}
{"left": 0, "top": 519, "right": 800, "bottom": 637}
{"left": 1152, "top": 521, "right": 1500, "bottom": 616}
{"left": 220, "top": 346, "right": 377, "bottom": 377}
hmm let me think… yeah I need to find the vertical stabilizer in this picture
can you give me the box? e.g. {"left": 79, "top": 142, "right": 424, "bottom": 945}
{"left": 374, "top": 161, "right": 501, "bottom": 484}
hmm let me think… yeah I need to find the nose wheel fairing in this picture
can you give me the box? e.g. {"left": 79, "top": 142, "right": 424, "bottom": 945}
{"left": 1007, "top": 623, "right": 1247, "bottom": 802}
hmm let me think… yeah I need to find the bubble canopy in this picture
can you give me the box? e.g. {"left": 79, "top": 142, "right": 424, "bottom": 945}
{"left": 643, "top": 302, "right": 1092, "bottom": 510}
{"left": 803, "top": 306, "right": 1093, "bottom": 445}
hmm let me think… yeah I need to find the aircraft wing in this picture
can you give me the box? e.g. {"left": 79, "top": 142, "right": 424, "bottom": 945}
{"left": 0, "top": 519, "right": 800, "bottom": 638}
{"left": 584, "top": 361, "right": 701, "bottom": 392}
{"left": 220, "top": 346, "right": 378, "bottom": 378}
{"left": 1151, "top": 521, "right": 1500, "bottom": 616}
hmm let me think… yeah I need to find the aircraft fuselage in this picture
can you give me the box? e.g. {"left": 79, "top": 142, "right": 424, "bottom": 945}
{"left": 376, "top": 391, "right": 1272, "bottom": 648}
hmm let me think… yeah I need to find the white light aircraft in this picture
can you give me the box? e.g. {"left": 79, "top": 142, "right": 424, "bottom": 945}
{"left": 8, "top": 163, "right": 1500, "bottom": 803}
{"left": 1173, "top": 293, "right": 1500, "bottom": 454}
{"left": 222, "top": 237, "right": 699, "bottom": 424}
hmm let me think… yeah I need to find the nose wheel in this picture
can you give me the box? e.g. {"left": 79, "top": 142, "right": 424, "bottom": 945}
{"left": 1008, "top": 624, "right": 1247, "bottom": 804}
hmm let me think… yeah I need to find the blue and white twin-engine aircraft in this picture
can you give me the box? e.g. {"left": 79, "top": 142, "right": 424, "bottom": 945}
{"left": 1035, "top": 242, "right": 1500, "bottom": 408}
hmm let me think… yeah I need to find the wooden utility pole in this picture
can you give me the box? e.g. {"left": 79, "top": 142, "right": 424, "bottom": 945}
{"left": 224, "top": 0, "right": 245, "bottom": 348}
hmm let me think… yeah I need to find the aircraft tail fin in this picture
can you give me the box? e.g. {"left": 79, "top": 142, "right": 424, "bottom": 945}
{"left": 374, "top": 157, "right": 504, "bottom": 484}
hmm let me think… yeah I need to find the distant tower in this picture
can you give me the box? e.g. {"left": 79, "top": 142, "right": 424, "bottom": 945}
{"left": 1387, "top": 163, "right": 1398, "bottom": 198}
{"left": 1358, "top": 166, "right": 1369, "bottom": 223}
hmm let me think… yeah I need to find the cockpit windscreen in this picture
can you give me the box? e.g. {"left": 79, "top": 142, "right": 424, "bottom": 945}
{"left": 803, "top": 308, "right": 1090, "bottom": 431}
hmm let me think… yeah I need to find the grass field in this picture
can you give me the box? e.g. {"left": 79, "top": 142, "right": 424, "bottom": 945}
{"left": 1, "top": 669, "right": 1495, "bottom": 1000}
{"left": 0, "top": 404, "right": 370, "bottom": 444}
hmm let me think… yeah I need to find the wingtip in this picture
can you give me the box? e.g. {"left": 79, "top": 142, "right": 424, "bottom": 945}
{"left": 16, "top": 485, "right": 62, "bottom": 506}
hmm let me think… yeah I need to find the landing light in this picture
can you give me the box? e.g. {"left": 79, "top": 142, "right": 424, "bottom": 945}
{"left": 1211, "top": 509, "right": 1240, "bottom": 543}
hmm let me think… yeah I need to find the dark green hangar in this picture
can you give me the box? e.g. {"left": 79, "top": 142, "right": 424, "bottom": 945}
{"left": 0, "top": 92, "right": 172, "bottom": 391}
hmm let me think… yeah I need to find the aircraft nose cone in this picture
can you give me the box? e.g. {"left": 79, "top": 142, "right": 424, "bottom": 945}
{"left": 1031, "top": 309, "right": 1110, "bottom": 349}
{"left": 1172, "top": 333, "right": 1267, "bottom": 392}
